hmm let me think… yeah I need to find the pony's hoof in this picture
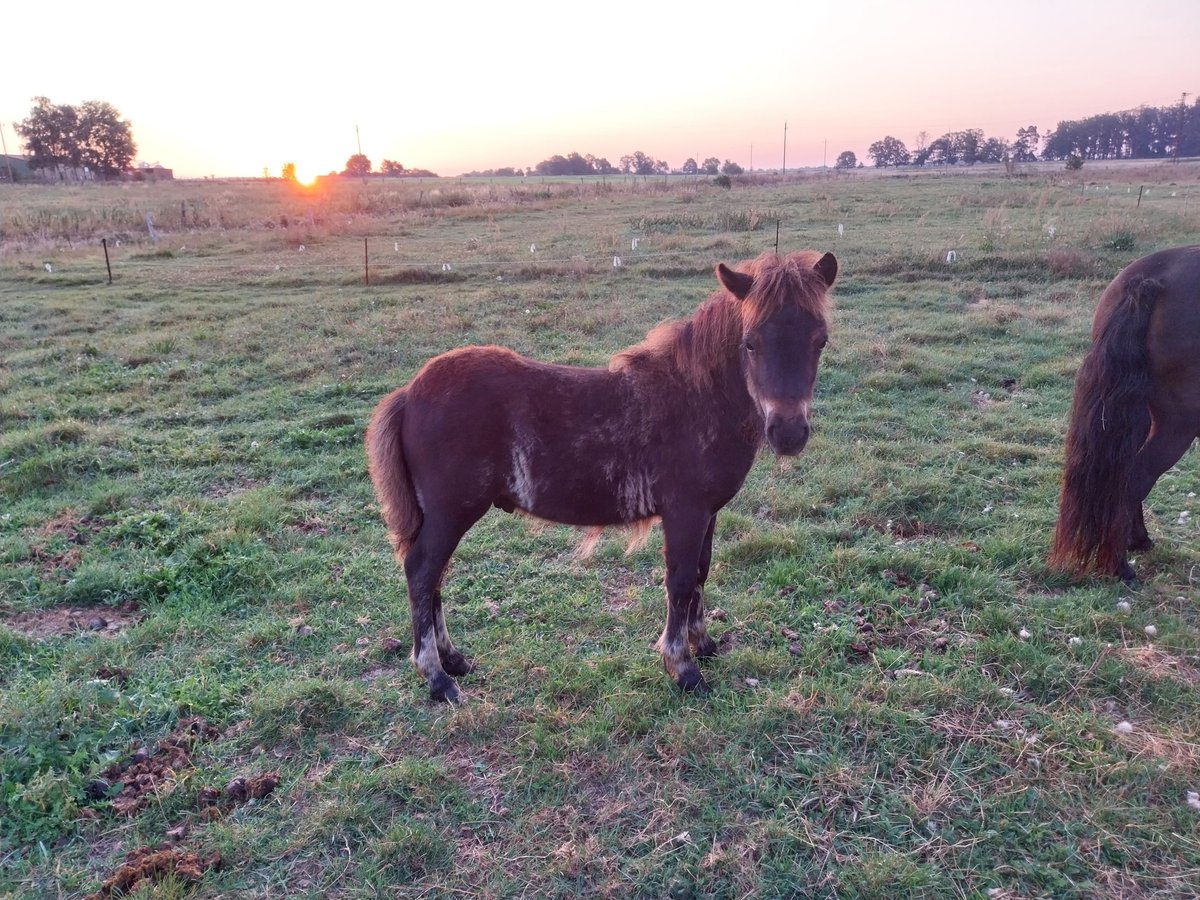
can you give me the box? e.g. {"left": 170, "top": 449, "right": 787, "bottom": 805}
{"left": 675, "top": 668, "right": 710, "bottom": 695}
{"left": 1116, "top": 560, "right": 1139, "bottom": 584}
{"left": 692, "top": 635, "right": 720, "bottom": 658}
{"left": 441, "top": 651, "right": 475, "bottom": 677}
{"left": 429, "top": 675, "right": 463, "bottom": 704}
{"left": 1129, "top": 535, "right": 1154, "bottom": 552}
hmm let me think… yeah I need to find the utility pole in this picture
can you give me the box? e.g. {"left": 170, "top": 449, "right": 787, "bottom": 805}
{"left": 782, "top": 121, "right": 787, "bottom": 175}
{"left": 0, "top": 122, "right": 15, "bottom": 184}
{"left": 1174, "top": 92, "right": 1189, "bottom": 163}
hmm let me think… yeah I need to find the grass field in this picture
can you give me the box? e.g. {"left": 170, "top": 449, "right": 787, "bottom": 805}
{"left": 2, "top": 162, "right": 1199, "bottom": 898}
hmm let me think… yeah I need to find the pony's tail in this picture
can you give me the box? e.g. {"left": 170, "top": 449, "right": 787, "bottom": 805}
{"left": 1050, "top": 274, "right": 1160, "bottom": 576}
{"left": 366, "top": 388, "right": 423, "bottom": 559}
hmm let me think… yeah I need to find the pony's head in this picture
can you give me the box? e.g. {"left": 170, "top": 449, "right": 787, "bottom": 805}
{"left": 716, "top": 250, "right": 836, "bottom": 456}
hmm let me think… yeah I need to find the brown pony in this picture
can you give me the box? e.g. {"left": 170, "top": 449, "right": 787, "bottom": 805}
{"left": 367, "top": 250, "right": 838, "bottom": 701}
{"left": 1050, "top": 245, "right": 1200, "bottom": 581}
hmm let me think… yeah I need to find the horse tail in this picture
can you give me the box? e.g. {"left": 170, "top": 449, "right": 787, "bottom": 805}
{"left": 366, "top": 388, "right": 423, "bottom": 559}
{"left": 1050, "top": 274, "right": 1161, "bottom": 576}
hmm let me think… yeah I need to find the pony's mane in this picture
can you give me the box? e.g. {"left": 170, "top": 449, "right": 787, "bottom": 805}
{"left": 610, "top": 251, "right": 830, "bottom": 385}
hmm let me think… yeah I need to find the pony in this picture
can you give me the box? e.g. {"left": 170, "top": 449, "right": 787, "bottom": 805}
{"left": 1050, "top": 245, "right": 1200, "bottom": 582}
{"left": 367, "top": 250, "right": 838, "bottom": 701}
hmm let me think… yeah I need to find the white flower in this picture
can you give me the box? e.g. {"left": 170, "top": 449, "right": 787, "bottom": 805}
{"left": 1116, "top": 601, "right": 1131, "bottom": 614}
{"left": 1144, "top": 625, "right": 1158, "bottom": 638}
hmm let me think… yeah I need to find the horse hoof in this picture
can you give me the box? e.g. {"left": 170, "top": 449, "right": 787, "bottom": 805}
{"left": 441, "top": 651, "right": 475, "bottom": 677}
{"left": 675, "top": 668, "right": 710, "bottom": 695}
{"left": 429, "top": 676, "right": 462, "bottom": 704}
{"left": 692, "top": 636, "right": 720, "bottom": 658}
{"left": 1129, "top": 535, "right": 1154, "bottom": 552}
{"left": 1116, "top": 561, "right": 1139, "bottom": 584}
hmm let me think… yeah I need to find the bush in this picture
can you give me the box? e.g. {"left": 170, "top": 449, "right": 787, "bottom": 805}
{"left": 1065, "top": 154, "right": 1084, "bottom": 171}
{"left": 713, "top": 175, "right": 731, "bottom": 189}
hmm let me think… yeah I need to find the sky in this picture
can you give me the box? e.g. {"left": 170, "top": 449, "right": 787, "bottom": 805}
{"left": 2, "top": 1, "right": 1196, "bottom": 181}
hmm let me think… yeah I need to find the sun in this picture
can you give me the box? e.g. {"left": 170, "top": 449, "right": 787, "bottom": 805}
{"left": 292, "top": 165, "right": 319, "bottom": 187}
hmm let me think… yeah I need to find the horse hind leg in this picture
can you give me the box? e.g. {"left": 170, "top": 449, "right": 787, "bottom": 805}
{"left": 1121, "top": 414, "right": 1198, "bottom": 581}
{"left": 404, "top": 516, "right": 477, "bottom": 703}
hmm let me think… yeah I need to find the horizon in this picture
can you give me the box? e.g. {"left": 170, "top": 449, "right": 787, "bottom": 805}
{"left": 2, "top": 1, "right": 1196, "bottom": 180}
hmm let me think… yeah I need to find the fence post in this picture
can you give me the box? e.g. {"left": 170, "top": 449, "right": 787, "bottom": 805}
{"left": 364, "top": 238, "right": 369, "bottom": 285}
{"left": 102, "top": 238, "right": 112, "bottom": 284}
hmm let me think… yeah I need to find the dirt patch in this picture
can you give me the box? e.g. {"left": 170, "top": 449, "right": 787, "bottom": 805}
{"left": 25, "top": 509, "right": 108, "bottom": 580}
{"left": 853, "top": 515, "right": 940, "bottom": 541}
{"left": 4, "top": 602, "right": 143, "bottom": 639}
{"left": 85, "top": 846, "right": 222, "bottom": 900}
{"left": 37, "top": 508, "right": 107, "bottom": 542}
{"left": 98, "top": 717, "right": 221, "bottom": 815}
{"left": 1120, "top": 644, "right": 1200, "bottom": 688}
{"left": 203, "top": 476, "right": 266, "bottom": 499}
{"left": 599, "top": 566, "right": 644, "bottom": 612}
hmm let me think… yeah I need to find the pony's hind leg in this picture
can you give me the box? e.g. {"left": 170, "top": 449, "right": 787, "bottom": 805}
{"left": 1122, "top": 414, "right": 1199, "bottom": 579}
{"left": 687, "top": 515, "right": 720, "bottom": 659}
{"left": 404, "top": 516, "right": 477, "bottom": 703}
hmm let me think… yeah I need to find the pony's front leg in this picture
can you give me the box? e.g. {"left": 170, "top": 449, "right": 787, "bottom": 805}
{"left": 688, "top": 514, "right": 720, "bottom": 659}
{"left": 658, "top": 509, "right": 712, "bottom": 693}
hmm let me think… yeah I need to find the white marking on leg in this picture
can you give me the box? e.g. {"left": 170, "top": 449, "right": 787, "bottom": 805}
{"left": 434, "top": 608, "right": 455, "bottom": 655}
{"left": 413, "top": 626, "right": 442, "bottom": 679}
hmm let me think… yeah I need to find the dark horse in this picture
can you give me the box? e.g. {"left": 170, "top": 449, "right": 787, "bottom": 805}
{"left": 1050, "top": 245, "right": 1200, "bottom": 582}
{"left": 367, "top": 250, "right": 837, "bottom": 701}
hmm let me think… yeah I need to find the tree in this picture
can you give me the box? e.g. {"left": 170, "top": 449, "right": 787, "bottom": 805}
{"left": 585, "top": 154, "right": 618, "bottom": 175}
{"left": 926, "top": 135, "right": 957, "bottom": 165}
{"left": 979, "top": 137, "right": 1008, "bottom": 164}
{"left": 76, "top": 101, "right": 136, "bottom": 178}
{"left": 16, "top": 97, "right": 81, "bottom": 176}
{"left": 281, "top": 162, "right": 297, "bottom": 182}
{"left": 344, "top": 154, "right": 372, "bottom": 176}
{"left": 680, "top": 158, "right": 699, "bottom": 175}
{"left": 720, "top": 160, "right": 743, "bottom": 175}
{"left": 867, "top": 136, "right": 910, "bottom": 167}
{"left": 834, "top": 150, "right": 857, "bottom": 169}
{"left": 1011, "top": 125, "right": 1040, "bottom": 162}
{"left": 619, "top": 151, "right": 657, "bottom": 175}
{"left": 701, "top": 157, "right": 720, "bottom": 175}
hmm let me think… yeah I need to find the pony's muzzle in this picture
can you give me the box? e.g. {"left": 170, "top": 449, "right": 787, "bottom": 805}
{"left": 765, "top": 412, "right": 810, "bottom": 456}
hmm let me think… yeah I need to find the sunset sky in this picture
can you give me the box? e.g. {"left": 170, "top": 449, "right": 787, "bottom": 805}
{"left": 2, "top": 1, "right": 1196, "bottom": 180}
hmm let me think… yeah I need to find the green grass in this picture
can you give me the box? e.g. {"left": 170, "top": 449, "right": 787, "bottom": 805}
{"left": 2, "top": 163, "right": 1199, "bottom": 898}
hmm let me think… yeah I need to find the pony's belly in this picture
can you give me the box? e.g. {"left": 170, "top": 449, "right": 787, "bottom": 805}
{"left": 501, "top": 460, "right": 657, "bottom": 527}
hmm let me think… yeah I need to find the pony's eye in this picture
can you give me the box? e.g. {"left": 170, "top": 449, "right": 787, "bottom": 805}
{"left": 743, "top": 339, "right": 757, "bottom": 353}
{"left": 817, "top": 337, "right": 829, "bottom": 350}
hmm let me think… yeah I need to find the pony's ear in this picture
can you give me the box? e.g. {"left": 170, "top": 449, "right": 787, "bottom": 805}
{"left": 716, "top": 263, "right": 754, "bottom": 300}
{"left": 813, "top": 252, "right": 838, "bottom": 287}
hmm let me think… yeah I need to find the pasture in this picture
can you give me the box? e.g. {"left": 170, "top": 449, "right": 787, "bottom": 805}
{"left": 2, "top": 163, "right": 1199, "bottom": 897}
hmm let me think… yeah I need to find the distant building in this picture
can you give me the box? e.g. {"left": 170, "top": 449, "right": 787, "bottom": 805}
{"left": 0, "top": 154, "right": 33, "bottom": 182}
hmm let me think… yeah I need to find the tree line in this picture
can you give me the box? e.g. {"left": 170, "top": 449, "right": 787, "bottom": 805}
{"left": 467, "top": 152, "right": 745, "bottom": 177}
{"left": 14, "top": 97, "right": 137, "bottom": 180}
{"left": 859, "top": 98, "right": 1198, "bottom": 168}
